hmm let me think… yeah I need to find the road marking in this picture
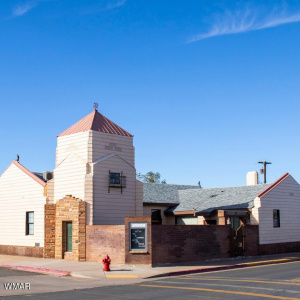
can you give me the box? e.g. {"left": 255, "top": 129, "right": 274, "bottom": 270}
{"left": 291, "top": 279, "right": 300, "bottom": 282}
{"left": 182, "top": 261, "right": 300, "bottom": 276}
{"left": 244, "top": 258, "right": 300, "bottom": 267}
{"left": 139, "top": 284, "right": 300, "bottom": 300}
{"left": 156, "top": 280, "right": 285, "bottom": 292}
{"left": 177, "top": 277, "right": 300, "bottom": 286}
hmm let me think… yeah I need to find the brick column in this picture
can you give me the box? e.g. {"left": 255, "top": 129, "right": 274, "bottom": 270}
{"left": 217, "top": 210, "right": 226, "bottom": 225}
{"left": 44, "top": 204, "right": 56, "bottom": 258}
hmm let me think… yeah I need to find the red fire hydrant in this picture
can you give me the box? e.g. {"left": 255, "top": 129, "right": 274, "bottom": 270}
{"left": 103, "top": 255, "right": 111, "bottom": 271}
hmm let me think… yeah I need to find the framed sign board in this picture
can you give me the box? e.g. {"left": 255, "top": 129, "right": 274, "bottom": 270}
{"left": 130, "top": 223, "right": 147, "bottom": 250}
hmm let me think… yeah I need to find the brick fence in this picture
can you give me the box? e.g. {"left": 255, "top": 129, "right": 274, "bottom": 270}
{"left": 244, "top": 225, "right": 259, "bottom": 256}
{"left": 152, "top": 225, "right": 231, "bottom": 265}
{"left": 86, "top": 225, "right": 125, "bottom": 264}
{"left": 85, "top": 223, "right": 259, "bottom": 265}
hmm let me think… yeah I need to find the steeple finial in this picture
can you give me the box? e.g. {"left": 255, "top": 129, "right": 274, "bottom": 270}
{"left": 93, "top": 102, "right": 99, "bottom": 111}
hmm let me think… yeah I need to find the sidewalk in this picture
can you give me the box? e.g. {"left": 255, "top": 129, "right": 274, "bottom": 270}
{"left": 1, "top": 253, "right": 300, "bottom": 280}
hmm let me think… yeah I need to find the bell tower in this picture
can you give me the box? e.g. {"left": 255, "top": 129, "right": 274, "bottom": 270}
{"left": 53, "top": 106, "right": 142, "bottom": 225}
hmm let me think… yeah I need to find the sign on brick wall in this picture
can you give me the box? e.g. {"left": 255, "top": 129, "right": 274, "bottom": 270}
{"left": 130, "top": 223, "right": 147, "bottom": 250}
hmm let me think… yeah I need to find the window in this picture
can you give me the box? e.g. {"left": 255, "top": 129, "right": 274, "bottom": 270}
{"left": 151, "top": 209, "right": 162, "bottom": 224}
{"left": 273, "top": 209, "right": 280, "bottom": 227}
{"left": 26, "top": 212, "right": 34, "bottom": 235}
{"left": 108, "top": 171, "right": 126, "bottom": 193}
{"left": 109, "top": 173, "right": 120, "bottom": 184}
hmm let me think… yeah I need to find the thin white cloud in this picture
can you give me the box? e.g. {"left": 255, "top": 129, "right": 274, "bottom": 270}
{"left": 12, "top": 1, "right": 37, "bottom": 17}
{"left": 106, "top": 0, "right": 127, "bottom": 11}
{"left": 81, "top": 0, "right": 127, "bottom": 15}
{"left": 188, "top": 8, "right": 300, "bottom": 43}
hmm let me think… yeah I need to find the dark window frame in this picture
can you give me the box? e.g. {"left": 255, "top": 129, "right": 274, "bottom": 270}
{"left": 273, "top": 209, "right": 280, "bottom": 228}
{"left": 26, "top": 211, "right": 34, "bottom": 235}
{"left": 151, "top": 209, "right": 162, "bottom": 225}
{"left": 109, "top": 172, "right": 121, "bottom": 185}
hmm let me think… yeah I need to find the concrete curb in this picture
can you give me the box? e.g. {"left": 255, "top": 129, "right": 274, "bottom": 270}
{"left": 147, "top": 257, "right": 300, "bottom": 279}
{"left": 1, "top": 264, "right": 71, "bottom": 276}
{"left": 69, "top": 272, "right": 98, "bottom": 279}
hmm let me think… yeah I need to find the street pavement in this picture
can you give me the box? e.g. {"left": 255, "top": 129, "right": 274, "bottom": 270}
{"left": 2, "top": 260, "right": 300, "bottom": 299}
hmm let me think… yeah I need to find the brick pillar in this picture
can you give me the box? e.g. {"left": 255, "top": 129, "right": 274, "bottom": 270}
{"left": 44, "top": 204, "right": 56, "bottom": 258}
{"left": 217, "top": 210, "right": 226, "bottom": 225}
{"left": 78, "top": 201, "right": 86, "bottom": 261}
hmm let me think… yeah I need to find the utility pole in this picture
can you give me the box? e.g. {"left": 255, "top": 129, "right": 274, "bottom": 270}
{"left": 258, "top": 161, "right": 272, "bottom": 184}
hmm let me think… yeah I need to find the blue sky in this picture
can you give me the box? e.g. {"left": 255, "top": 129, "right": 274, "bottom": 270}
{"left": 1, "top": 0, "right": 300, "bottom": 188}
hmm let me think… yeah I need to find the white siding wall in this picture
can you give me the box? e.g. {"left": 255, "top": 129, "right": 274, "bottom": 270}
{"left": 135, "top": 180, "right": 144, "bottom": 216}
{"left": 56, "top": 131, "right": 92, "bottom": 166}
{"left": 0, "top": 163, "right": 46, "bottom": 247}
{"left": 93, "top": 155, "right": 137, "bottom": 225}
{"left": 143, "top": 205, "right": 175, "bottom": 225}
{"left": 258, "top": 176, "right": 300, "bottom": 244}
{"left": 91, "top": 131, "right": 135, "bottom": 166}
{"left": 54, "top": 153, "right": 87, "bottom": 203}
{"left": 54, "top": 131, "right": 92, "bottom": 209}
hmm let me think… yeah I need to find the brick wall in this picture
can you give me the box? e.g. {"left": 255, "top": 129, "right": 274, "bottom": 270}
{"left": 44, "top": 204, "right": 56, "bottom": 258}
{"left": 125, "top": 216, "right": 152, "bottom": 265}
{"left": 259, "top": 242, "right": 300, "bottom": 255}
{"left": 0, "top": 245, "right": 43, "bottom": 258}
{"left": 86, "top": 225, "right": 125, "bottom": 264}
{"left": 152, "top": 225, "right": 230, "bottom": 265}
{"left": 244, "top": 225, "right": 259, "bottom": 256}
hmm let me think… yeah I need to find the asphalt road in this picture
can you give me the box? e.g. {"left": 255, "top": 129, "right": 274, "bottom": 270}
{"left": 2, "top": 261, "right": 300, "bottom": 299}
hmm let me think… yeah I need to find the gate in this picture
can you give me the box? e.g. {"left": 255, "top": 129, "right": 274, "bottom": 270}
{"left": 229, "top": 225, "right": 245, "bottom": 257}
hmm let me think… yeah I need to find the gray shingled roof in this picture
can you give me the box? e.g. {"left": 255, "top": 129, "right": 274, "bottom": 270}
{"left": 143, "top": 182, "right": 199, "bottom": 205}
{"left": 165, "top": 184, "right": 271, "bottom": 214}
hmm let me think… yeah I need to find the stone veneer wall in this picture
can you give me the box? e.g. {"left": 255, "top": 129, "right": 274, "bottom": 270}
{"left": 44, "top": 204, "right": 56, "bottom": 258}
{"left": 0, "top": 245, "right": 43, "bottom": 258}
{"left": 86, "top": 225, "right": 125, "bottom": 263}
{"left": 55, "top": 195, "right": 86, "bottom": 261}
{"left": 44, "top": 195, "right": 86, "bottom": 261}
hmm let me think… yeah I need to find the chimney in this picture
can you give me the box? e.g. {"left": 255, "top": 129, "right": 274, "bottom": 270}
{"left": 246, "top": 171, "right": 258, "bottom": 186}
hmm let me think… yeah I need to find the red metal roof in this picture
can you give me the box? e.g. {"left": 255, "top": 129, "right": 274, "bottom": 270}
{"left": 257, "top": 173, "right": 290, "bottom": 198}
{"left": 12, "top": 161, "right": 46, "bottom": 187}
{"left": 58, "top": 110, "right": 133, "bottom": 137}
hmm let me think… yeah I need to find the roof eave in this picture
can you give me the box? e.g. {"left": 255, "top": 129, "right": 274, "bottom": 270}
{"left": 143, "top": 202, "right": 179, "bottom": 207}
{"left": 257, "top": 173, "right": 290, "bottom": 198}
{"left": 12, "top": 161, "right": 46, "bottom": 187}
{"left": 165, "top": 210, "right": 197, "bottom": 216}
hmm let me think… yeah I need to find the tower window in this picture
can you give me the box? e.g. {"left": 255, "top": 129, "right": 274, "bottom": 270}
{"left": 109, "top": 173, "right": 120, "bottom": 184}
